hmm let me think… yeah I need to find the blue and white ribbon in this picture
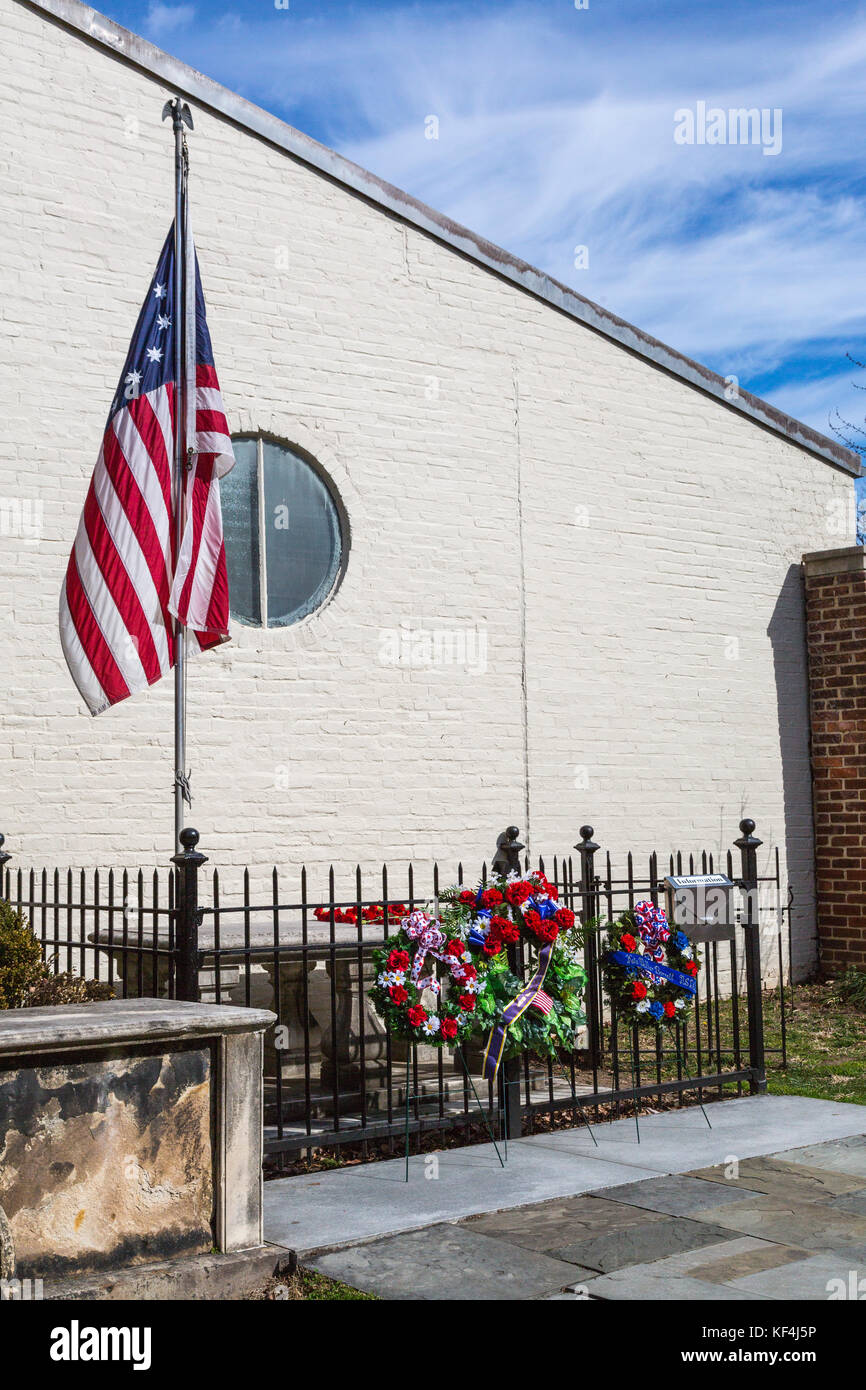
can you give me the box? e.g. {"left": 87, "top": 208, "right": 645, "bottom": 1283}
{"left": 607, "top": 949, "right": 696, "bottom": 994}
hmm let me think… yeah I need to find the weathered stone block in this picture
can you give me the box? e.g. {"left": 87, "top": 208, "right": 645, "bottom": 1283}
{"left": 0, "top": 999, "right": 275, "bottom": 1289}
{"left": 0, "top": 1046, "right": 213, "bottom": 1279}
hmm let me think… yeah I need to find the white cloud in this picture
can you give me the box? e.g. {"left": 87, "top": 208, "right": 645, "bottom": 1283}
{"left": 133, "top": 0, "right": 866, "bottom": 435}
{"left": 145, "top": 3, "right": 195, "bottom": 39}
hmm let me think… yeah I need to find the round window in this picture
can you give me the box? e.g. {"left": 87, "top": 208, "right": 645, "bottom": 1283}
{"left": 221, "top": 436, "right": 344, "bottom": 628}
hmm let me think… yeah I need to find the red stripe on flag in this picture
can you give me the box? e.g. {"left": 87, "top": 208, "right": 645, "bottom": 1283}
{"left": 102, "top": 427, "right": 173, "bottom": 612}
{"left": 195, "top": 409, "right": 229, "bottom": 435}
{"left": 64, "top": 552, "right": 131, "bottom": 708}
{"left": 176, "top": 455, "right": 215, "bottom": 621}
{"left": 196, "top": 364, "right": 220, "bottom": 389}
{"left": 82, "top": 485, "right": 163, "bottom": 686}
{"left": 202, "top": 535, "right": 229, "bottom": 636}
{"left": 128, "top": 390, "right": 173, "bottom": 520}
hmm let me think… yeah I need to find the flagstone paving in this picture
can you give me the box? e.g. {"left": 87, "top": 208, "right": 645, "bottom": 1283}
{"left": 552, "top": 1217, "right": 740, "bottom": 1273}
{"left": 575, "top": 1173, "right": 760, "bottom": 1217}
{"left": 771, "top": 1135, "right": 866, "bottom": 1176}
{"left": 300, "top": 1130, "right": 866, "bottom": 1299}
{"left": 687, "top": 1154, "right": 866, "bottom": 1200}
{"left": 266, "top": 1095, "right": 866, "bottom": 1254}
{"left": 306, "top": 1225, "right": 588, "bottom": 1301}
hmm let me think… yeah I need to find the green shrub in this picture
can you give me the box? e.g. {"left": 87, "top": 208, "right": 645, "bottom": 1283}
{"left": 0, "top": 899, "right": 46, "bottom": 1008}
{"left": 24, "top": 973, "right": 115, "bottom": 1007}
{"left": 834, "top": 967, "right": 866, "bottom": 1011}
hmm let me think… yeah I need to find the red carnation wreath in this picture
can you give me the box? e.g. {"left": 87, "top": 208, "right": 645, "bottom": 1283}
{"left": 368, "top": 908, "right": 489, "bottom": 1047}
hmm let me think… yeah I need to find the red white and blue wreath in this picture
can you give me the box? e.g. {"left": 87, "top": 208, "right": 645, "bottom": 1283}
{"left": 439, "top": 869, "right": 587, "bottom": 1079}
{"left": 604, "top": 901, "right": 700, "bottom": 1026}
{"left": 368, "top": 908, "right": 486, "bottom": 1047}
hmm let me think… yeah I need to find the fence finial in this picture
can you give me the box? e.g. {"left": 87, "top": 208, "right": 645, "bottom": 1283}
{"left": 0, "top": 835, "right": 10, "bottom": 870}
{"left": 576, "top": 825, "right": 598, "bottom": 853}
{"left": 492, "top": 826, "right": 524, "bottom": 876}
{"left": 735, "top": 817, "right": 763, "bottom": 880}
{"left": 736, "top": 817, "right": 760, "bottom": 846}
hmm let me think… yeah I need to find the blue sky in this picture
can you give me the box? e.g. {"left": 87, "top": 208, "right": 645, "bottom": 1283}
{"left": 97, "top": 0, "right": 866, "bottom": 453}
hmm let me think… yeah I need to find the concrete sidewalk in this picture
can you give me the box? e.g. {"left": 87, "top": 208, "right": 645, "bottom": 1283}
{"left": 264, "top": 1095, "right": 866, "bottom": 1257}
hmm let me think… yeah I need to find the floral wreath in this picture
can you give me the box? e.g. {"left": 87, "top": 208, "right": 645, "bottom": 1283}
{"left": 439, "top": 868, "right": 587, "bottom": 1078}
{"left": 368, "top": 908, "right": 487, "bottom": 1047}
{"left": 603, "top": 901, "right": 700, "bottom": 1026}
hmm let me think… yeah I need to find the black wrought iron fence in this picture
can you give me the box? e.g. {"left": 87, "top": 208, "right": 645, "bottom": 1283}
{"left": 0, "top": 817, "right": 787, "bottom": 1167}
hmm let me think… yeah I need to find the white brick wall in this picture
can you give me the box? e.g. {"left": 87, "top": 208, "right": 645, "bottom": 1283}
{"left": 0, "top": 0, "right": 854, "bottom": 976}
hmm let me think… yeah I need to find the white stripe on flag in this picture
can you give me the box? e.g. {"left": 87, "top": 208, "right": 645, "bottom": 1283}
{"left": 92, "top": 464, "right": 172, "bottom": 673}
{"left": 59, "top": 584, "right": 110, "bottom": 715}
{"left": 72, "top": 523, "right": 151, "bottom": 695}
{"left": 112, "top": 407, "right": 173, "bottom": 568}
{"left": 182, "top": 483, "right": 223, "bottom": 630}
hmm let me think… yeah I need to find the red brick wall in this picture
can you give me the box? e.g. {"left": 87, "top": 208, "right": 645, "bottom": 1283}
{"left": 803, "top": 546, "right": 866, "bottom": 973}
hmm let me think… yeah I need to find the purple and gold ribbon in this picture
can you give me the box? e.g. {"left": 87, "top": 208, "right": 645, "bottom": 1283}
{"left": 482, "top": 943, "right": 553, "bottom": 1082}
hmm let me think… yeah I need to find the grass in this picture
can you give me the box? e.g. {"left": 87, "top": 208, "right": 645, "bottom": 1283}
{"left": 760, "top": 980, "right": 866, "bottom": 1105}
{"left": 247, "top": 1269, "right": 378, "bottom": 1301}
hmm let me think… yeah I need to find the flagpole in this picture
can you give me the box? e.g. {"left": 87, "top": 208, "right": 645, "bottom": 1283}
{"left": 163, "top": 96, "right": 193, "bottom": 852}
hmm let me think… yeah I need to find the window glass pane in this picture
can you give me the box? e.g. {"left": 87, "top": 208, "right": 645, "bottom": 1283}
{"left": 262, "top": 442, "right": 342, "bottom": 628}
{"left": 221, "top": 437, "right": 261, "bottom": 626}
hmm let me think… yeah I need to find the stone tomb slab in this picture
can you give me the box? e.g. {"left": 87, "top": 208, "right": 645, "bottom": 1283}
{"left": 821, "top": 1188, "right": 866, "bottom": 1217}
{"left": 584, "top": 1267, "right": 761, "bottom": 1301}
{"left": 305, "top": 1224, "right": 585, "bottom": 1300}
{"left": 685, "top": 1241, "right": 809, "bottom": 1285}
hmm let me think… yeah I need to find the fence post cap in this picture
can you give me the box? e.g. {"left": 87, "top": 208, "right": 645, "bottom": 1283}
{"left": 735, "top": 818, "right": 762, "bottom": 848}
{"left": 576, "top": 826, "right": 598, "bottom": 852}
{"left": 172, "top": 827, "right": 208, "bottom": 867}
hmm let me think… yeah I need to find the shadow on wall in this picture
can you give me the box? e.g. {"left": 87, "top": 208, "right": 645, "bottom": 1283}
{"left": 767, "top": 563, "right": 817, "bottom": 982}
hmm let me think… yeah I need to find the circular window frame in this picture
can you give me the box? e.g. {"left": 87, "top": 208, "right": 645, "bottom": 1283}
{"left": 227, "top": 431, "right": 349, "bottom": 631}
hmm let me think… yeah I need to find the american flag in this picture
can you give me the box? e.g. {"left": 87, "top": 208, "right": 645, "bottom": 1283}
{"left": 59, "top": 225, "right": 234, "bottom": 715}
{"left": 530, "top": 989, "right": 555, "bottom": 1016}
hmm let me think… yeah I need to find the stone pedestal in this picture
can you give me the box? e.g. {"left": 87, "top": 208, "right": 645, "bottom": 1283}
{"left": 0, "top": 998, "right": 275, "bottom": 1287}
{"left": 260, "top": 957, "right": 319, "bottom": 1079}
{"left": 316, "top": 956, "right": 388, "bottom": 1090}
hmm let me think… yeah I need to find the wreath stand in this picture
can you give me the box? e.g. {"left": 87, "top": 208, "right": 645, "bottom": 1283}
{"left": 627, "top": 1026, "right": 713, "bottom": 1144}
{"left": 550, "top": 1054, "right": 599, "bottom": 1147}
{"left": 402, "top": 1045, "right": 506, "bottom": 1181}
{"left": 676, "top": 1028, "right": 713, "bottom": 1131}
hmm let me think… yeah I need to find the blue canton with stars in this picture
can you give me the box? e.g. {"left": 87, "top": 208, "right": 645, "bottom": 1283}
{"left": 108, "top": 226, "right": 216, "bottom": 425}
